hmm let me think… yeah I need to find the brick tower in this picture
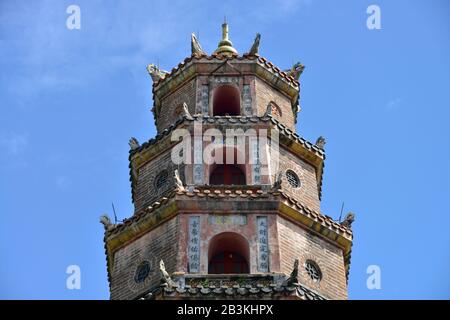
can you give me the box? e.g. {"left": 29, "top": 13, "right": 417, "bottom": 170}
{"left": 101, "top": 23, "right": 354, "bottom": 300}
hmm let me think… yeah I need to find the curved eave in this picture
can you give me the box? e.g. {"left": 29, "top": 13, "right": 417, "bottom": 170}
{"left": 145, "top": 275, "right": 328, "bottom": 300}
{"left": 103, "top": 187, "right": 352, "bottom": 285}
{"left": 153, "top": 54, "right": 298, "bottom": 90}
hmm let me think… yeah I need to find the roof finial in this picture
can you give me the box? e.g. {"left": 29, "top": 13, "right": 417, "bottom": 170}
{"left": 214, "top": 20, "right": 237, "bottom": 56}
{"left": 222, "top": 21, "right": 229, "bottom": 42}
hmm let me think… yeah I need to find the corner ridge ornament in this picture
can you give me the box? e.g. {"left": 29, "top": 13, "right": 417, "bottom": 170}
{"left": 182, "top": 102, "right": 194, "bottom": 120}
{"left": 264, "top": 103, "right": 272, "bottom": 116}
{"left": 284, "top": 62, "right": 305, "bottom": 80}
{"left": 146, "top": 64, "right": 168, "bottom": 82}
{"left": 272, "top": 171, "right": 283, "bottom": 191}
{"left": 174, "top": 169, "right": 185, "bottom": 191}
{"left": 191, "top": 33, "right": 206, "bottom": 56}
{"left": 160, "top": 260, "right": 177, "bottom": 288}
{"left": 315, "top": 136, "right": 326, "bottom": 149}
{"left": 247, "top": 33, "right": 261, "bottom": 55}
{"left": 99, "top": 214, "right": 114, "bottom": 231}
{"left": 340, "top": 212, "right": 355, "bottom": 229}
{"left": 283, "top": 259, "right": 299, "bottom": 286}
{"left": 129, "top": 137, "right": 140, "bottom": 151}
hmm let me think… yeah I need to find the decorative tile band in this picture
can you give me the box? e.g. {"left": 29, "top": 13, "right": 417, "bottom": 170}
{"left": 257, "top": 216, "right": 269, "bottom": 272}
{"left": 188, "top": 216, "right": 201, "bottom": 273}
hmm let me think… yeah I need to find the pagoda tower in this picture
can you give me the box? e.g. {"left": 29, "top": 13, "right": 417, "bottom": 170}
{"left": 101, "top": 23, "right": 354, "bottom": 300}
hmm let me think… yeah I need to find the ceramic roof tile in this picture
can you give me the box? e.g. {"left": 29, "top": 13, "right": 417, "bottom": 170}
{"left": 151, "top": 54, "right": 298, "bottom": 89}
{"left": 140, "top": 281, "right": 326, "bottom": 300}
{"left": 106, "top": 187, "right": 352, "bottom": 239}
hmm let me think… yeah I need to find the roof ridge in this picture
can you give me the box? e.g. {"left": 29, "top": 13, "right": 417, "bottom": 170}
{"left": 278, "top": 191, "right": 352, "bottom": 236}
{"left": 110, "top": 187, "right": 351, "bottom": 237}
{"left": 138, "top": 280, "right": 326, "bottom": 300}
{"left": 151, "top": 54, "right": 299, "bottom": 88}
{"left": 130, "top": 114, "right": 322, "bottom": 157}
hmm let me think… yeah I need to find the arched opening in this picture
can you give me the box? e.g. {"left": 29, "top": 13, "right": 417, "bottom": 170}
{"left": 208, "top": 146, "right": 246, "bottom": 185}
{"left": 213, "top": 85, "right": 240, "bottom": 116}
{"left": 210, "top": 164, "right": 245, "bottom": 185}
{"left": 208, "top": 232, "right": 250, "bottom": 274}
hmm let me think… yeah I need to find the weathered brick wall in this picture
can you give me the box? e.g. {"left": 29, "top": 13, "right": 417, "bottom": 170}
{"left": 110, "top": 216, "right": 179, "bottom": 300}
{"left": 157, "top": 79, "right": 196, "bottom": 132}
{"left": 255, "top": 78, "right": 295, "bottom": 131}
{"left": 277, "top": 216, "right": 348, "bottom": 300}
{"left": 134, "top": 149, "right": 185, "bottom": 213}
{"left": 276, "top": 146, "right": 321, "bottom": 212}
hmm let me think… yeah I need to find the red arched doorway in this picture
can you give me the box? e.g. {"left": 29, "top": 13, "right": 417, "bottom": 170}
{"left": 213, "top": 85, "right": 240, "bottom": 116}
{"left": 209, "top": 252, "right": 248, "bottom": 274}
{"left": 210, "top": 164, "right": 245, "bottom": 185}
{"left": 208, "top": 232, "right": 250, "bottom": 274}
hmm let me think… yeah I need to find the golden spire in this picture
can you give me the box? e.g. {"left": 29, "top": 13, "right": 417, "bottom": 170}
{"left": 214, "top": 21, "right": 238, "bottom": 56}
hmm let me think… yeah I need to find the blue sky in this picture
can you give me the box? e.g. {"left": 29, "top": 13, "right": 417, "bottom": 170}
{"left": 0, "top": 0, "right": 449, "bottom": 299}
